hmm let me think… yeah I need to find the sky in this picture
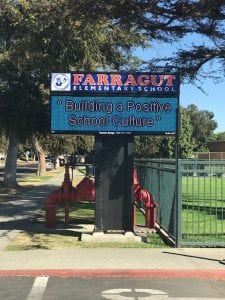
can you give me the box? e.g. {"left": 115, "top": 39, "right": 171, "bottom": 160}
{"left": 180, "top": 79, "right": 225, "bottom": 133}
{"left": 135, "top": 42, "right": 225, "bottom": 133}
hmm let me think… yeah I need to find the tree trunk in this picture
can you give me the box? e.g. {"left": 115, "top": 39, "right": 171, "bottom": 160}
{"left": 38, "top": 151, "right": 46, "bottom": 176}
{"left": 34, "top": 137, "right": 46, "bottom": 176}
{"left": 3, "top": 129, "right": 18, "bottom": 188}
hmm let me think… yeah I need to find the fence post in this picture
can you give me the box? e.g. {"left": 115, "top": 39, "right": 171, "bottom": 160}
{"left": 175, "top": 159, "right": 182, "bottom": 247}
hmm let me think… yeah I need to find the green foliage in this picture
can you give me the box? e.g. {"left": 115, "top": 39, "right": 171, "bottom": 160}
{"left": 144, "top": 1, "right": 225, "bottom": 82}
{"left": 178, "top": 107, "right": 195, "bottom": 158}
{"left": 4, "top": 0, "right": 147, "bottom": 74}
{"left": 211, "top": 131, "right": 225, "bottom": 141}
{"left": 135, "top": 107, "right": 195, "bottom": 159}
{"left": 0, "top": 1, "right": 50, "bottom": 140}
{"left": 0, "top": 0, "right": 148, "bottom": 133}
{"left": 135, "top": 136, "right": 158, "bottom": 158}
{"left": 0, "top": 0, "right": 148, "bottom": 185}
{"left": 135, "top": 105, "right": 217, "bottom": 159}
{"left": 185, "top": 104, "right": 217, "bottom": 151}
{"left": 39, "top": 135, "right": 94, "bottom": 157}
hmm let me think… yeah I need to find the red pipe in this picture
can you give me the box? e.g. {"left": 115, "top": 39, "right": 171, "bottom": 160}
{"left": 44, "top": 164, "right": 157, "bottom": 228}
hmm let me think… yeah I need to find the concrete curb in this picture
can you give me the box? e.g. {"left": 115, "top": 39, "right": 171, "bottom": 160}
{"left": 1, "top": 269, "right": 225, "bottom": 279}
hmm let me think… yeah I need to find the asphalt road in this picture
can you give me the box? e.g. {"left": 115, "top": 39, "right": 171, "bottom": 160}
{"left": 1, "top": 276, "right": 225, "bottom": 299}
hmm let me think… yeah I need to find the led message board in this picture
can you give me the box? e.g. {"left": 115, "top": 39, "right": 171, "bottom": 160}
{"left": 50, "top": 72, "right": 179, "bottom": 135}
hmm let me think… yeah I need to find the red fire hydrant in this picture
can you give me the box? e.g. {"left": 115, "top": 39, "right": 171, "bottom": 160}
{"left": 145, "top": 193, "right": 158, "bottom": 228}
{"left": 133, "top": 166, "right": 158, "bottom": 228}
{"left": 44, "top": 164, "right": 95, "bottom": 227}
{"left": 44, "top": 164, "right": 77, "bottom": 227}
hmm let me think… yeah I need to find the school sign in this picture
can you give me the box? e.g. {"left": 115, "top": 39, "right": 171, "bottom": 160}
{"left": 50, "top": 72, "right": 179, "bottom": 135}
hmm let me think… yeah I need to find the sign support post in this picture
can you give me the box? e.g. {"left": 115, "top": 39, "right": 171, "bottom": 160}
{"left": 95, "top": 134, "right": 134, "bottom": 232}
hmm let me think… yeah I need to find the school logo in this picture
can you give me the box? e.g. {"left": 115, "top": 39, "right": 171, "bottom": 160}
{"left": 51, "top": 73, "right": 71, "bottom": 91}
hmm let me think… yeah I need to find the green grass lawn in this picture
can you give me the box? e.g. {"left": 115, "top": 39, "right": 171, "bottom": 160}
{"left": 5, "top": 231, "right": 168, "bottom": 250}
{"left": 6, "top": 202, "right": 168, "bottom": 250}
{"left": 57, "top": 201, "right": 95, "bottom": 225}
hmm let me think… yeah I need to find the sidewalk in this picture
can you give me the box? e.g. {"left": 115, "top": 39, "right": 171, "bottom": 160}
{"left": 0, "top": 169, "right": 225, "bottom": 278}
{"left": 0, "top": 170, "right": 68, "bottom": 249}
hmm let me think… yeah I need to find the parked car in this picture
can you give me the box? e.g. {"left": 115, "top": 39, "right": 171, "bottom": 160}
{"left": 59, "top": 158, "right": 65, "bottom": 166}
{"left": 0, "top": 153, "right": 5, "bottom": 160}
{"left": 45, "top": 159, "right": 53, "bottom": 171}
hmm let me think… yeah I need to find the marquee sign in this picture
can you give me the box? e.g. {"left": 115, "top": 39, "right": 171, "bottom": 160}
{"left": 50, "top": 72, "right": 179, "bottom": 135}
